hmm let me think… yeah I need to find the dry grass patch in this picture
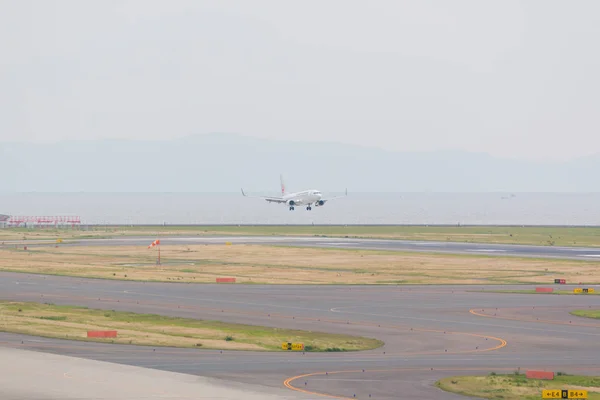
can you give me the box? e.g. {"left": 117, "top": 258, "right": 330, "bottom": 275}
{"left": 1, "top": 244, "right": 600, "bottom": 284}
{"left": 0, "top": 301, "right": 382, "bottom": 351}
{"left": 2, "top": 225, "right": 600, "bottom": 246}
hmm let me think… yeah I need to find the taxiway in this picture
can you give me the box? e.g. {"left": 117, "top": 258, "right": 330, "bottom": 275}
{"left": 1, "top": 272, "right": 599, "bottom": 399}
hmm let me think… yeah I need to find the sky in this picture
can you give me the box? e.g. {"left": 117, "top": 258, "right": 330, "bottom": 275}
{"left": 1, "top": 0, "right": 599, "bottom": 161}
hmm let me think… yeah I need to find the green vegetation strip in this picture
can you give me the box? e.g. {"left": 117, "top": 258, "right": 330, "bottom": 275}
{"left": 571, "top": 310, "right": 600, "bottom": 319}
{"left": 470, "top": 290, "right": 600, "bottom": 296}
{"left": 4, "top": 225, "right": 600, "bottom": 247}
{"left": 436, "top": 373, "right": 600, "bottom": 400}
{"left": 0, "top": 301, "right": 383, "bottom": 352}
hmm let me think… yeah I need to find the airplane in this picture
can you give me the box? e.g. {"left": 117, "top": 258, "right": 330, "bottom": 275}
{"left": 241, "top": 175, "right": 347, "bottom": 211}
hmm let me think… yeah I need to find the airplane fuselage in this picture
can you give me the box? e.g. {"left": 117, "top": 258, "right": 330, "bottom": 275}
{"left": 283, "top": 190, "right": 323, "bottom": 207}
{"left": 241, "top": 176, "right": 346, "bottom": 211}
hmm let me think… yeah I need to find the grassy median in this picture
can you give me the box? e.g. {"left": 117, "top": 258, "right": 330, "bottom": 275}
{"left": 471, "top": 289, "right": 600, "bottom": 296}
{"left": 1, "top": 243, "right": 599, "bottom": 285}
{"left": 571, "top": 310, "right": 600, "bottom": 319}
{"left": 1, "top": 225, "right": 600, "bottom": 247}
{"left": 436, "top": 373, "right": 600, "bottom": 400}
{"left": 0, "top": 301, "right": 382, "bottom": 351}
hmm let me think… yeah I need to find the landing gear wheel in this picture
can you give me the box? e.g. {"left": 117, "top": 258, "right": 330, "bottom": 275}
{"left": 306, "top": 206, "right": 312, "bottom": 211}
{"left": 289, "top": 206, "right": 295, "bottom": 211}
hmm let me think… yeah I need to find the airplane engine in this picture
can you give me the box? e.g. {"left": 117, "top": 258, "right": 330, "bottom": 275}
{"left": 315, "top": 200, "right": 325, "bottom": 206}
{"left": 287, "top": 200, "right": 296, "bottom": 206}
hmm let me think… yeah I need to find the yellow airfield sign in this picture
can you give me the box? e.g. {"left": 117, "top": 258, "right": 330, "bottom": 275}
{"left": 542, "top": 389, "right": 588, "bottom": 398}
{"left": 282, "top": 342, "right": 304, "bottom": 351}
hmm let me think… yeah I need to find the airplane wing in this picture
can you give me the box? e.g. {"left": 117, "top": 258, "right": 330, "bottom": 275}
{"left": 241, "top": 189, "right": 287, "bottom": 203}
{"left": 316, "top": 189, "right": 348, "bottom": 206}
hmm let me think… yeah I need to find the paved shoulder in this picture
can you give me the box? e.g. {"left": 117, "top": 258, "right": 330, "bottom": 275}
{"left": 0, "top": 346, "right": 308, "bottom": 400}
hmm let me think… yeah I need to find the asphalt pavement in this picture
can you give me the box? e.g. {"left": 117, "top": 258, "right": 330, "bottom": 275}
{"left": 1, "top": 272, "right": 600, "bottom": 399}
{"left": 34, "top": 235, "right": 600, "bottom": 260}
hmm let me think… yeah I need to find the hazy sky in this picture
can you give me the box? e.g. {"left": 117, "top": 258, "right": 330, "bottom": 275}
{"left": 1, "top": 1, "right": 599, "bottom": 161}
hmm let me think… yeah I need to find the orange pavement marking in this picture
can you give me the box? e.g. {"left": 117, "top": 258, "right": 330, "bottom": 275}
{"left": 284, "top": 366, "right": 600, "bottom": 399}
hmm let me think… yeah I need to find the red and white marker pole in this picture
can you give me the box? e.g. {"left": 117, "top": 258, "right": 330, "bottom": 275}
{"left": 148, "top": 239, "right": 161, "bottom": 265}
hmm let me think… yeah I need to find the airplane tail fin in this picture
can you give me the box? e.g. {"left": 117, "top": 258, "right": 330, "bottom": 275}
{"left": 280, "top": 174, "right": 287, "bottom": 196}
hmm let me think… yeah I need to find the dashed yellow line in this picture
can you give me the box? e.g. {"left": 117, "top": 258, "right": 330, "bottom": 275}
{"left": 284, "top": 365, "right": 600, "bottom": 399}
{"left": 284, "top": 367, "right": 520, "bottom": 399}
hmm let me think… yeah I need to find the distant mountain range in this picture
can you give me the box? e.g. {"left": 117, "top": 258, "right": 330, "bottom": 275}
{"left": 1, "top": 133, "right": 598, "bottom": 192}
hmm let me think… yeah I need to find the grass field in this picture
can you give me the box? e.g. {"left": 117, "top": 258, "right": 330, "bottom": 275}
{"left": 2, "top": 243, "right": 600, "bottom": 285}
{"left": 471, "top": 289, "right": 600, "bottom": 296}
{"left": 1, "top": 225, "right": 600, "bottom": 247}
{"left": 436, "top": 373, "right": 600, "bottom": 400}
{"left": 0, "top": 301, "right": 382, "bottom": 351}
{"left": 571, "top": 310, "right": 600, "bottom": 319}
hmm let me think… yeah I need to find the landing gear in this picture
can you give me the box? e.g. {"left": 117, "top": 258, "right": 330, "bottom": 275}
{"left": 306, "top": 205, "right": 312, "bottom": 211}
{"left": 289, "top": 206, "right": 295, "bottom": 211}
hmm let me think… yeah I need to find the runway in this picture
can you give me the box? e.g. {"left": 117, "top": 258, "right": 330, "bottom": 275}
{"left": 13, "top": 235, "right": 600, "bottom": 260}
{"left": 1, "top": 272, "right": 600, "bottom": 399}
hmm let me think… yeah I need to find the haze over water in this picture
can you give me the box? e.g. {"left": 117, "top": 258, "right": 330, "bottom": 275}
{"left": 1, "top": 192, "right": 598, "bottom": 226}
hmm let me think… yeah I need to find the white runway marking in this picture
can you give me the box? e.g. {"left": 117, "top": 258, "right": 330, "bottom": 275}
{"left": 581, "top": 254, "right": 600, "bottom": 258}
